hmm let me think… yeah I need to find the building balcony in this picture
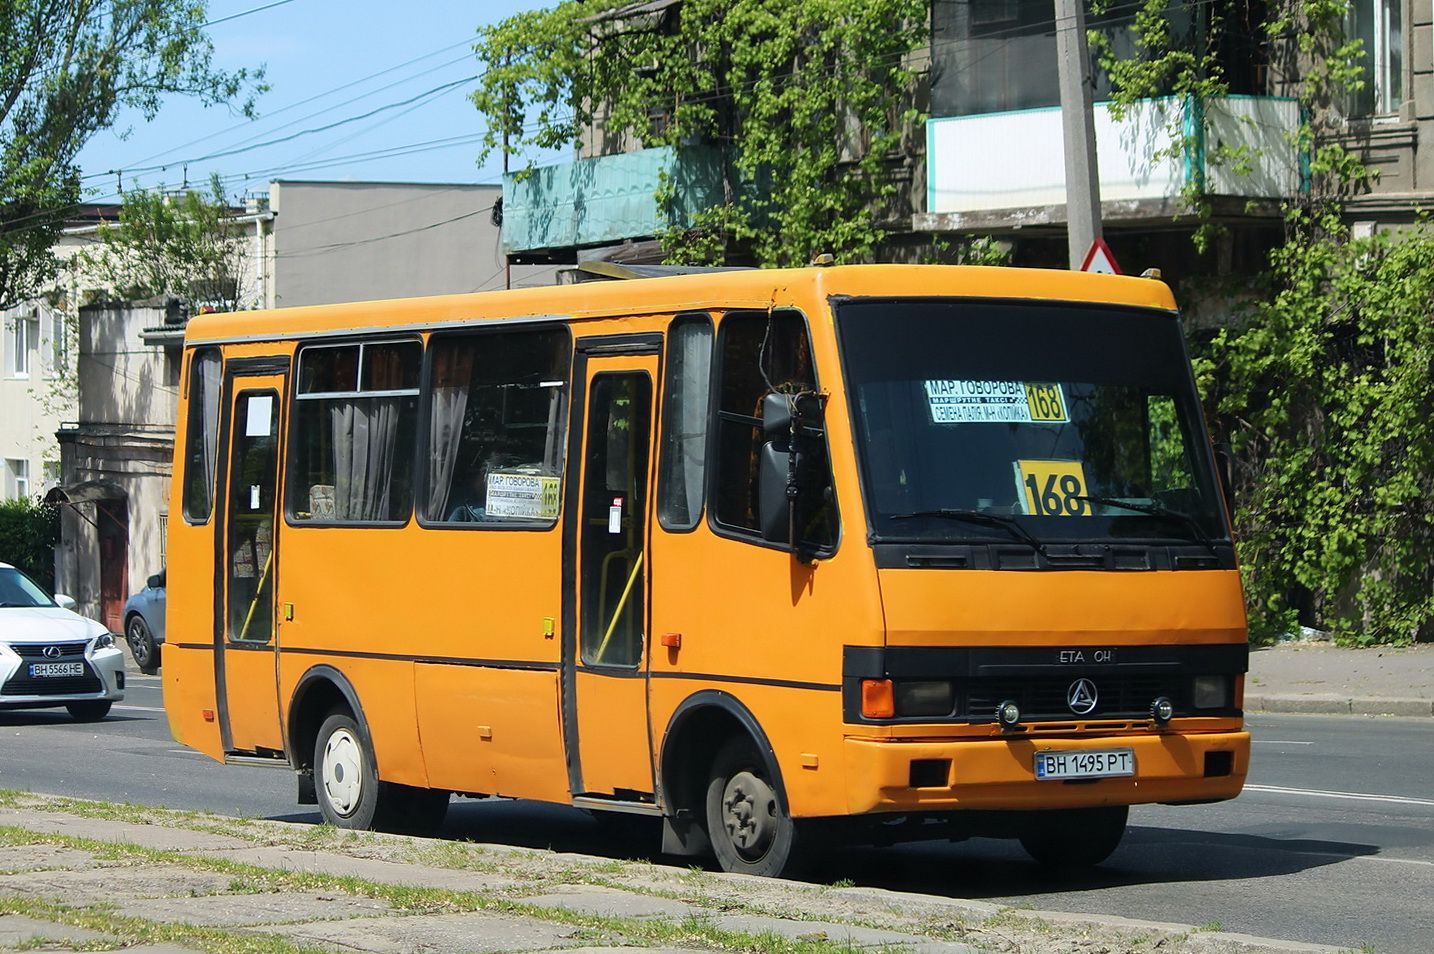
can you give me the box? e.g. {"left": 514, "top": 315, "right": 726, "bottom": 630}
{"left": 915, "top": 96, "right": 1303, "bottom": 232}
{"left": 502, "top": 145, "right": 724, "bottom": 260}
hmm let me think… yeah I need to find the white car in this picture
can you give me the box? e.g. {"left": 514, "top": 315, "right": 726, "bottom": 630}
{"left": 0, "top": 561, "right": 126, "bottom": 721}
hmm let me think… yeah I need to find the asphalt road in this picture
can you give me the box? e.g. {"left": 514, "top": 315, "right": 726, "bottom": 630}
{"left": 1, "top": 671, "right": 1430, "bottom": 953}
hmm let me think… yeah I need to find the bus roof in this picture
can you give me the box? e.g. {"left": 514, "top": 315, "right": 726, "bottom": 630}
{"left": 182, "top": 264, "right": 1179, "bottom": 346}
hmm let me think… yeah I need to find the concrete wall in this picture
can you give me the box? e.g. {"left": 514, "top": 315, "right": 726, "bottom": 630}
{"left": 269, "top": 181, "right": 557, "bottom": 307}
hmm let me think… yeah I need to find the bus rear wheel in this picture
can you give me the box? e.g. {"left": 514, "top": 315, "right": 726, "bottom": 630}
{"left": 1018, "top": 805, "right": 1129, "bottom": 869}
{"left": 704, "top": 737, "right": 807, "bottom": 878}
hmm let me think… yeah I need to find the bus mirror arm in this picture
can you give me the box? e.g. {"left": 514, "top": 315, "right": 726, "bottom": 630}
{"left": 1213, "top": 442, "right": 1235, "bottom": 513}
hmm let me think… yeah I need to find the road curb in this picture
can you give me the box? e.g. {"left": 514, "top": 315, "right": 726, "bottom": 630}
{"left": 1245, "top": 692, "right": 1434, "bottom": 717}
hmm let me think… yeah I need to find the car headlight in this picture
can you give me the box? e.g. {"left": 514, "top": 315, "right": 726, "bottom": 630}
{"left": 95, "top": 633, "right": 116, "bottom": 650}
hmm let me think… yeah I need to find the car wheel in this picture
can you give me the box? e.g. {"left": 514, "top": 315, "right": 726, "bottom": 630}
{"left": 126, "top": 615, "right": 160, "bottom": 674}
{"left": 1018, "top": 805, "right": 1129, "bottom": 869}
{"left": 66, "top": 701, "right": 112, "bottom": 722}
{"left": 704, "top": 736, "right": 810, "bottom": 877}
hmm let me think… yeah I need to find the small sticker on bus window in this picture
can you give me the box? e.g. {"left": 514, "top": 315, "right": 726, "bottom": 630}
{"left": 1015, "top": 459, "right": 1090, "bottom": 517}
{"left": 923, "top": 381, "right": 1068, "bottom": 424}
{"left": 245, "top": 395, "right": 273, "bottom": 436}
{"left": 485, "top": 472, "right": 561, "bottom": 519}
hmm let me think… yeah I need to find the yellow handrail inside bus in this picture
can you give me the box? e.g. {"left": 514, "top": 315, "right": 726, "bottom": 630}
{"left": 594, "top": 550, "right": 643, "bottom": 663}
{"left": 237, "top": 550, "right": 273, "bottom": 642}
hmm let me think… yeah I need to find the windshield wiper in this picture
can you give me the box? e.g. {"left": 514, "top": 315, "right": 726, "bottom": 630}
{"left": 890, "top": 509, "right": 1046, "bottom": 553}
{"left": 1073, "top": 495, "right": 1218, "bottom": 551}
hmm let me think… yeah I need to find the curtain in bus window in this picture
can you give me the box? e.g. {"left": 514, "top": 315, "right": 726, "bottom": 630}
{"left": 426, "top": 345, "right": 474, "bottom": 522}
{"left": 330, "top": 400, "right": 400, "bottom": 522}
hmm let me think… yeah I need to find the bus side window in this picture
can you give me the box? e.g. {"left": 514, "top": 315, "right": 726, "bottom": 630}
{"left": 287, "top": 339, "right": 421, "bottom": 525}
{"left": 181, "top": 348, "right": 222, "bottom": 524}
{"left": 712, "top": 310, "right": 837, "bottom": 551}
{"left": 422, "top": 327, "right": 570, "bottom": 527}
{"left": 657, "top": 314, "right": 713, "bottom": 531}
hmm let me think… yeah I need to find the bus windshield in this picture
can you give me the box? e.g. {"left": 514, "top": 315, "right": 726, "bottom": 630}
{"left": 836, "top": 297, "right": 1228, "bottom": 549}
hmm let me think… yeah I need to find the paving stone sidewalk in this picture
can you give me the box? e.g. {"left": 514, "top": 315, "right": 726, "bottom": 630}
{"left": 1245, "top": 641, "right": 1434, "bottom": 717}
{"left": 0, "top": 795, "right": 1354, "bottom": 954}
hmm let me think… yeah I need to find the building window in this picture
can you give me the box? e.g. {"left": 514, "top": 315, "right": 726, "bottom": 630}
{"left": 1348, "top": 0, "right": 1403, "bottom": 117}
{"left": 4, "top": 459, "right": 29, "bottom": 500}
{"left": 6, "top": 312, "right": 32, "bottom": 378}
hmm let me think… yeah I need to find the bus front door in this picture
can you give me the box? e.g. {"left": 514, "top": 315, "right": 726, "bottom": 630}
{"left": 564, "top": 349, "right": 658, "bottom": 801}
{"left": 215, "top": 369, "right": 287, "bottom": 755}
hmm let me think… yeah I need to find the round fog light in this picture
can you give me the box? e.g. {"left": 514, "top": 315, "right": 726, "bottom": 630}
{"left": 996, "top": 700, "right": 1022, "bottom": 729}
{"left": 1151, "top": 696, "right": 1175, "bottom": 726}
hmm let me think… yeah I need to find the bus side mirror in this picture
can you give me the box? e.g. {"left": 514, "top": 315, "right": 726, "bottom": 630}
{"left": 759, "top": 393, "right": 796, "bottom": 544}
{"left": 759, "top": 442, "right": 795, "bottom": 543}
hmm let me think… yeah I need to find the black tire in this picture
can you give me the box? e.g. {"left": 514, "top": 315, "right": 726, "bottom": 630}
{"left": 1018, "top": 805, "right": 1129, "bottom": 869}
{"left": 66, "top": 700, "right": 112, "bottom": 722}
{"left": 314, "top": 710, "right": 384, "bottom": 829}
{"left": 313, "top": 710, "right": 448, "bottom": 835}
{"left": 704, "top": 736, "right": 808, "bottom": 878}
{"left": 126, "top": 615, "right": 160, "bottom": 674}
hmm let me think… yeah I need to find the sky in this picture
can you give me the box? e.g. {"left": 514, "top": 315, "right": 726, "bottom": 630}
{"left": 75, "top": 0, "right": 558, "bottom": 206}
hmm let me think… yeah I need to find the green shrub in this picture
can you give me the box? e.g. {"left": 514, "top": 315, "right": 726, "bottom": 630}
{"left": 0, "top": 497, "right": 61, "bottom": 592}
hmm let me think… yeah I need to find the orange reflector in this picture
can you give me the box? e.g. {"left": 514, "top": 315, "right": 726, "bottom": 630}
{"left": 861, "top": 679, "right": 895, "bottom": 719}
{"left": 661, "top": 632, "right": 682, "bottom": 649}
{"left": 202, "top": 709, "right": 215, "bottom": 722}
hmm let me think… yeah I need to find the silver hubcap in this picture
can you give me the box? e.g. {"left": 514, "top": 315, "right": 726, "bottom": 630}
{"left": 721, "top": 770, "right": 777, "bottom": 859}
{"left": 321, "top": 727, "right": 364, "bottom": 816}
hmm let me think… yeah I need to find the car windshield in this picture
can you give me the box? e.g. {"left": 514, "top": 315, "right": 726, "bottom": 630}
{"left": 835, "top": 297, "right": 1228, "bottom": 547}
{"left": 0, "top": 567, "right": 56, "bottom": 608}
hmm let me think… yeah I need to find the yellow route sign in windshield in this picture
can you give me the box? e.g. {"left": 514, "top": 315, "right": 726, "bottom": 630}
{"left": 1017, "top": 459, "right": 1090, "bottom": 517}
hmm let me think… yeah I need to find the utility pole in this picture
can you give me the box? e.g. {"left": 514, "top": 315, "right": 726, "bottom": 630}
{"left": 1054, "top": 0, "right": 1102, "bottom": 269}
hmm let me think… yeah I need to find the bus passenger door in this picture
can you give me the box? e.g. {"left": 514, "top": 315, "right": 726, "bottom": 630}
{"left": 216, "top": 370, "right": 287, "bottom": 755}
{"left": 563, "top": 346, "right": 659, "bottom": 801}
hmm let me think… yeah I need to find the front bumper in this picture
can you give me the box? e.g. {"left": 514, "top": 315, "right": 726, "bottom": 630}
{"left": 0, "top": 644, "right": 126, "bottom": 709}
{"left": 843, "top": 728, "right": 1248, "bottom": 815}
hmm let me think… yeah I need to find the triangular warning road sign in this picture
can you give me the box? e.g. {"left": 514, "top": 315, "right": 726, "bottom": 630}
{"left": 1079, "top": 238, "right": 1122, "bottom": 275}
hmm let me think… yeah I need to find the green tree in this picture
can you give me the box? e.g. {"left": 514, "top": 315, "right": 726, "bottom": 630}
{"left": 471, "top": 0, "right": 927, "bottom": 266}
{"left": 1, "top": 0, "right": 264, "bottom": 309}
{"left": 0, "top": 496, "right": 61, "bottom": 592}
{"left": 77, "top": 175, "right": 255, "bottom": 312}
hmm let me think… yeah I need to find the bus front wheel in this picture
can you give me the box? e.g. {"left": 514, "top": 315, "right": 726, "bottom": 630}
{"left": 705, "top": 737, "right": 807, "bottom": 878}
{"left": 1018, "top": 805, "right": 1129, "bottom": 869}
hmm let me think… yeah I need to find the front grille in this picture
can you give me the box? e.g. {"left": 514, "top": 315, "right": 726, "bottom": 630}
{"left": 966, "top": 676, "right": 1179, "bottom": 721}
{"left": 3, "top": 641, "right": 102, "bottom": 696}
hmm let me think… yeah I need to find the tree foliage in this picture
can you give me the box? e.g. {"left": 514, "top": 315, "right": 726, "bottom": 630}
{"left": 1, "top": 0, "right": 264, "bottom": 309}
{"left": 1094, "top": 0, "right": 1428, "bottom": 643}
{"left": 0, "top": 496, "right": 61, "bottom": 592}
{"left": 471, "top": 0, "right": 927, "bottom": 266}
{"left": 1196, "top": 217, "right": 1434, "bottom": 645}
{"left": 76, "top": 175, "right": 255, "bottom": 312}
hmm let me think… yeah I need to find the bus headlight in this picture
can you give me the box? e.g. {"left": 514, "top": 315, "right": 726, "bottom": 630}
{"left": 1192, "top": 675, "right": 1229, "bottom": 709}
{"left": 895, "top": 680, "right": 955, "bottom": 717}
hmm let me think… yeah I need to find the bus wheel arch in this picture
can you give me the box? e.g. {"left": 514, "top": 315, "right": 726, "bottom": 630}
{"left": 288, "top": 665, "right": 369, "bottom": 797}
{"left": 658, "top": 692, "right": 807, "bottom": 875}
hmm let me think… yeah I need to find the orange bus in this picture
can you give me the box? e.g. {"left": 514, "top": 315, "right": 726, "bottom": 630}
{"left": 164, "top": 264, "right": 1249, "bottom": 876}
